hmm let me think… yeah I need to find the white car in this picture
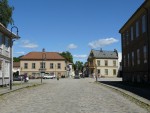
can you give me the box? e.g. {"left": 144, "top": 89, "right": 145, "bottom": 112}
{"left": 43, "top": 74, "right": 56, "bottom": 79}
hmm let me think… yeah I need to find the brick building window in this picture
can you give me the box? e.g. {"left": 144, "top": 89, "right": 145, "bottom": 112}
{"left": 124, "top": 55, "right": 126, "bottom": 67}
{"left": 131, "top": 27, "right": 134, "bottom": 41}
{"left": 57, "top": 63, "right": 61, "bottom": 69}
{"left": 143, "top": 45, "right": 147, "bottom": 63}
{"left": 142, "top": 15, "right": 146, "bottom": 33}
{"left": 50, "top": 63, "right": 54, "bottom": 69}
{"left": 122, "top": 33, "right": 125, "bottom": 48}
{"left": 136, "top": 21, "right": 139, "bottom": 38}
{"left": 24, "top": 63, "right": 28, "bottom": 69}
{"left": 128, "top": 53, "right": 130, "bottom": 66}
{"left": 126, "top": 31, "right": 129, "bottom": 45}
{"left": 32, "top": 63, "right": 36, "bottom": 69}
{"left": 97, "top": 60, "right": 100, "bottom": 66}
{"left": 132, "top": 52, "right": 134, "bottom": 66}
{"left": 137, "top": 49, "right": 140, "bottom": 64}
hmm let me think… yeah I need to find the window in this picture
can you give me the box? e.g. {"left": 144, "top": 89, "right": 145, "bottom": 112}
{"left": 113, "top": 69, "right": 116, "bottom": 75}
{"left": 128, "top": 53, "right": 130, "bottom": 66}
{"left": 105, "top": 69, "right": 108, "bottom": 75}
{"left": 143, "top": 45, "right": 147, "bottom": 63}
{"left": 124, "top": 55, "right": 126, "bottom": 67}
{"left": 105, "top": 60, "right": 108, "bottom": 66}
{"left": 137, "top": 49, "right": 140, "bottom": 64}
{"left": 32, "top": 63, "right": 36, "bottom": 69}
{"left": 57, "top": 63, "right": 61, "bottom": 69}
{"left": 24, "top": 63, "right": 28, "bottom": 69}
{"left": 142, "top": 15, "right": 146, "bottom": 33}
{"left": 50, "top": 63, "right": 53, "bottom": 69}
{"left": 97, "top": 60, "right": 100, "bottom": 66}
{"left": 122, "top": 33, "right": 125, "bottom": 47}
{"left": 97, "top": 69, "right": 100, "bottom": 74}
{"left": 40, "top": 62, "right": 45, "bottom": 69}
{"left": 131, "top": 27, "right": 134, "bottom": 41}
{"left": 0, "top": 60, "right": 2, "bottom": 70}
{"left": 113, "top": 61, "right": 116, "bottom": 66}
{"left": 126, "top": 31, "right": 129, "bottom": 45}
{"left": 132, "top": 52, "right": 134, "bottom": 66}
{"left": 5, "top": 37, "right": 9, "bottom": 51}
{"left": 136, "top": 21, "right": 139, "bottom": 38}
{"left": 0, "top": 33, "right": 2, "bottom": 48}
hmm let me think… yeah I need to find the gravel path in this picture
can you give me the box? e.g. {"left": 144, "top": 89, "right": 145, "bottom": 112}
{"left": 0, "top": 78, "right": 148, "bottom": 113}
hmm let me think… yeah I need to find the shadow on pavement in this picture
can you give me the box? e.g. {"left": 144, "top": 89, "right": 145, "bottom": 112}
{"left": 99, "top": 81, "right": 150, "bottom": 100}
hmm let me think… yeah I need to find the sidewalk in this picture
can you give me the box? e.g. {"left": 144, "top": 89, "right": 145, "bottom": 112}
{"left": 97, "top": 77, "right": 150, "bottom": 112}
{"left": 0, "top": 79, "right": 42, "bottom": 96}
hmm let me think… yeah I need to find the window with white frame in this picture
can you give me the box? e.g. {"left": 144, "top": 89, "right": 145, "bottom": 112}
{"left": 32, "top": 63, "right": 36, "bottom": 69}
{"left": 50, "top": 63, "right": 53, "bottom": 69}
{"left": 105, "top": 60, "right": 108, "bottom": 66}
{"left": 143, "top": 45, "right": 147, "bottom": 63}
{"left": 131, "top": 27, "right": 134, "bottom": 41}
{"left": 132, "top": 52, "right": 134, "bottom": 66}
{"left": 105, "top": 69, "right": 108, "bottom": 75}
{"left": 113, "top": 60, "right": 116, "bottom": 66}
{"left": 136, "top": 21, "right": 139, "bottom": 38}
{"left": 5, "top": 37, "right": 9, "bottom": 51}
{"left": 40, "top": 62, "right": 45, "bottom": 69}
{"left": 137, "top": 49, "right": 140, "bottom": 64}
{"left": 24, "top": 63, "right": 28, "bottom": 69}
{"left": 113, "top": 69, "right": 116, "bottom": 75}
{"left": 57, "top": 63, "right": 61, "bottom": 69}
{"left": 97, "top": 60, "right": 100, "bottom": 66}
{"left": 142, "top": 15, "right": 146, "bottom": 33}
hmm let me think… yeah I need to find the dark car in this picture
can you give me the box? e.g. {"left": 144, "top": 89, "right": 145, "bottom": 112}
{"left": 13, "top": 75, "right": 24, "bottom": 81}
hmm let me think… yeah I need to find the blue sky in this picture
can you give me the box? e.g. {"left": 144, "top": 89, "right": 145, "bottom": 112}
{"left": 8, "top": 0, "right": 144, "bottom": 63}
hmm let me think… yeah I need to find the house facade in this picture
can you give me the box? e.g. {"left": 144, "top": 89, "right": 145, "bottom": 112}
{"left": 0, "top": 23, "right": 19, "bottom": 85}
{"left": 20, "top": 52, "right": 67, "bottom": 78}
{"left": 119, "top": 0, "right": 150, "bottom": 83}
{"left": 87, "top": 49, "right": 118, "bottom": 77}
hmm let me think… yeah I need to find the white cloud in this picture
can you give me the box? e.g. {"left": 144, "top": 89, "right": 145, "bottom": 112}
{"left": 67, "top": 43, "right": 78, "bottom": 49}
{"left": 73, "top": 54, "right": 87, "bottom": 59}
{"left": 88, "top": 38, "right": 119, "bottom": 49}
{"left": 21, "top": 40, "right": 38, "bottom": 49}
{"left": 15, "top": 51, "right": 25, "bottom": 55}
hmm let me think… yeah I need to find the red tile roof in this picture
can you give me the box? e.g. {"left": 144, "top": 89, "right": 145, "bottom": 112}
{"left": 20, "top": 52, "right": 66, "bottom": 60}
{"left": 13, "top": 62, "right": 20, "bottom": 67}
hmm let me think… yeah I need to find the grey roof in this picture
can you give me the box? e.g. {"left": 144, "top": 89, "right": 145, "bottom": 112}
{"left": 88, "top": 49, "right": 118, "bottom": 59}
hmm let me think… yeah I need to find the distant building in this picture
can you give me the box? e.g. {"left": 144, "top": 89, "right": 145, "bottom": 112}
{"left": 13, "top": 62, "right": 20, "bottom": 76}
{"left": 20, "top": 51, "right": 67, "bottom": 78}
{"left": 87, "top": 49, "right": 118, "bottom": 77}
{"left": 0, "top": 23, "right": 19, "bottom": 85}
{"left": 119, "top": 0, "right": 150, "bottom": 83}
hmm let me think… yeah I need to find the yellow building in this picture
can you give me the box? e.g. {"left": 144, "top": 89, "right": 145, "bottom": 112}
{"left": 87, "top": 49, "right": 118, "bottom": 77}
{"left": 20, "top": 51, "right": 67, "bottom": 78}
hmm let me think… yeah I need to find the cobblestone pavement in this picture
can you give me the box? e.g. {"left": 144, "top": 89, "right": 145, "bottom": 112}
{"left": 0, "top": 78, "right": 148, "bottom": 113}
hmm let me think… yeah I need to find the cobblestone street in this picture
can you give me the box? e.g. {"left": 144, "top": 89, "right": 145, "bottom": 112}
{"left": 0, "top": 78, "right": 148, "bottom": 113}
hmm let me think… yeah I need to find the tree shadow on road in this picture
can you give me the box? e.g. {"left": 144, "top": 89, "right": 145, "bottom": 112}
{"left": 99, "top": 81, "right": 150, "bottom": 100}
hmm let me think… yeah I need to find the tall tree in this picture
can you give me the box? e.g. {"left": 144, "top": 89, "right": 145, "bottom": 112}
{"left": 0, "top": 0, "right": 14, "bottom": 27}
{"left": 74, "top": 61, "right": 83, "bottom": 71}
{"left": 60, "top": 51, "right": 73, "bottom": 63}
{"left": 13, "top": 55, "right": 24, "bottom": 62}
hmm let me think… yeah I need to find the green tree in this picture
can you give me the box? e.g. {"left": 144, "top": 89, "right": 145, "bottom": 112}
{"left": 74, "top": 61, "right": 83, "bottom": 71}
{"left": 60, "top": 51, "right": 73, "bottom": 63}
{"left": 0, "top": 0, "right": 14, "bottom": 27}
{"left": 13, "top": 55, "right": 24, "bottom": 62}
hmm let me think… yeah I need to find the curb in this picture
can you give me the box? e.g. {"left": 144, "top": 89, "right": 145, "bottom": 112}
{"left": 0, "top": 83, "right": 42, "bottom": 96}
{"left": 97, "top": 81, "right": 150, "bottom": 112}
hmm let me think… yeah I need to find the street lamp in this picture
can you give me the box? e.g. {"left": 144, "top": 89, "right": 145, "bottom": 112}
{"left": 10, "top": 26, "right": 20, "bottom": 90}
{"left": 41, "top": 49, "right": 46, "bottom": 84}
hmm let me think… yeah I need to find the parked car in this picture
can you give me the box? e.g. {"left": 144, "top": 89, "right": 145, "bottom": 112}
{"left": 13, "top": 75, "right": 24, "bottom": 81}
{"left": 43, "top": 74, "right": 56, "bottom": 79}
{"left": 74, "top": 74, "right": 80, "bottom": 79}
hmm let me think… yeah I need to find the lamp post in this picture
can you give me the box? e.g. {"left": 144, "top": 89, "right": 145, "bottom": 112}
{"left": 10, "top": 26, "right": 20, "bottom": 90}
{"left": 41, "top": 50, "right": 46, "bottom": 84}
